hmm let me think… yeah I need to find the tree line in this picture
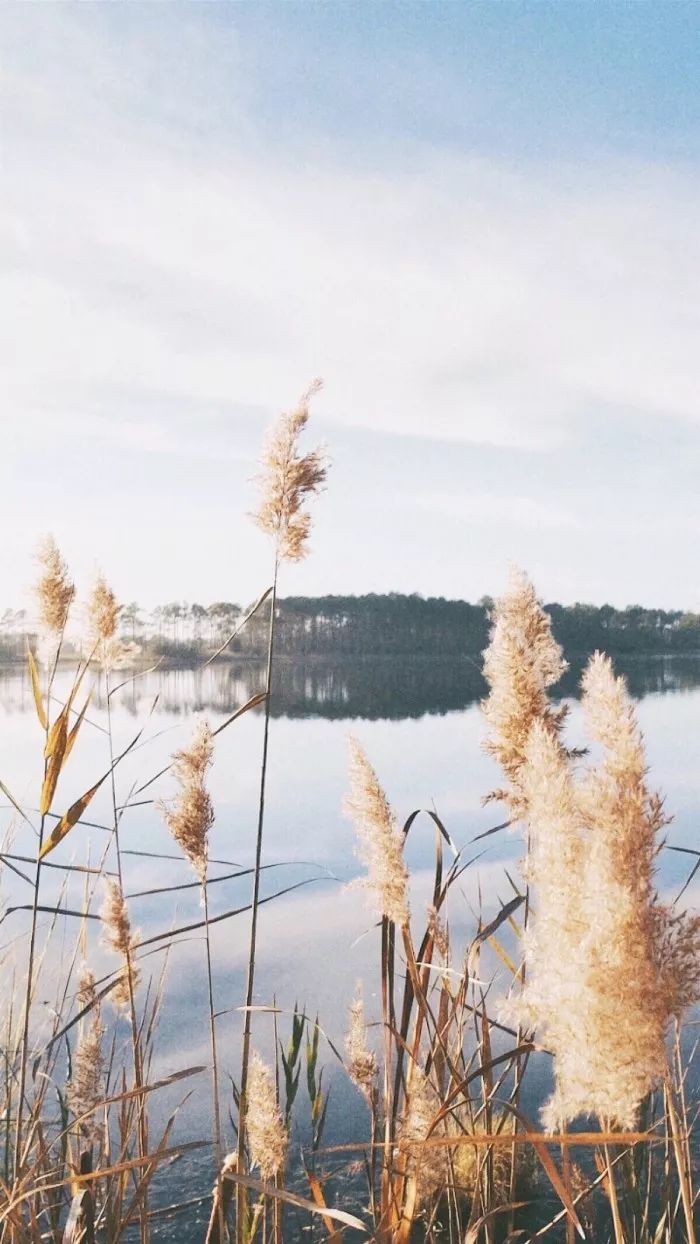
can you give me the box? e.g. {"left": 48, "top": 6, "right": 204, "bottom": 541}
{"left": 2, "top": 593, "right": 700, "bottom": 663}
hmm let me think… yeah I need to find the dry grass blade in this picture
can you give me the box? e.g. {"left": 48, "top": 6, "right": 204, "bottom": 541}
{"left": 221, "top": 1170, "right": 366, "bottom": 1231}
{"left": 5, "top": 1141, "right": 209, "bottom": 1214}
{"left": 133, "top": 876, "right": 327, "bottom": 949}
{"left": 0, "top": 777, "right": 37, "bottom": 833}
{"left": 63, "top": 695, "right": 92, "bottom": 765}
{"left": 107, "top": 657, "right": 164, "bottom": 700}
{"left": 305, "top": 1167, "right": 346, "bottom": 1242}
{"left": 39, "top": 776, "right": 106, "bottom": 859}
{"left": 203, "top": 585, "right": 273, "bottom": 667}
{"left": 40, "top": 714, "right": 153, "bottom": 858}
{"left": 131, "top": 691, "right": 267, "bottom": 798}
{"left": 666, "top": 1086, "right": 697, "bottom": 1244}
{"left": 499, "top": 1106, "right": 586, "bottom": 1239}
{"left": 464, "top": 1199, "right": 530, "bottom": 1242}
{"left": 467, "top": 895, "right": 524, "bottom": 975}
{"left": 27, "top": 645, "right": 47, "bottom": 730}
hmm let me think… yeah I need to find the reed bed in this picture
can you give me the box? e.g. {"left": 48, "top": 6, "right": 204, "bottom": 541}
{"left": 1, "top": 396, "right": 699, "bottom": 1243}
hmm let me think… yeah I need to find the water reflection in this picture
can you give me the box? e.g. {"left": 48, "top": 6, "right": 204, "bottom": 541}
{"left": 2, "top": 656, "right": 700, "bottom": 1239}
{"left": 1, "top": 653, "right": 699, "bottom": 721}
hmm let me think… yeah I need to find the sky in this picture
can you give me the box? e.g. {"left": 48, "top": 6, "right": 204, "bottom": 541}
{"left": 2, "top": 2, "right": 700, "bottom": 612}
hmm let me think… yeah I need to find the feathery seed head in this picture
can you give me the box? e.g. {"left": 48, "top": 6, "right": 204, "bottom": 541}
{"left": 159, "top": 717, "right": 214, "bottom": 882}
{"left": 509, "top": 720, "right": 589, "bottom": 1122}
{"left": 87, "top": 573, "right": 123, "bottom": 669}
{"left": 35, "top": 535, "right": 73, "bottom": 636}
{"left": 67, "top": 963, "right": 104, "bottom": 1143}
{"left": 481, "top": 567, "right": 567, "bottom": 818}
{"left": 101, "top": 879, "right": 140, "bottom": 1007}
{"left": 516, "top": 652, "right": 700, "bottom": 1130}
{"left": 253, "top": 381, "right": 328, "bottom": 563}
{"left": 427, "top": 905, "right": 449, "bottom": 964}
{"left": 88, "top": 575, "right": 119, "bottom": 643}
{"left": 398, "top": 1069, "right": 444, "bottom": 1203}
{"left": 247, "top": 1052, "right": 288, "bottom": 1180}
{"left": 345, "top": 984, "right": 377, "bottom": 1104}
{"left": 76, "top": 962, "right": 97, "bottom": 1011}
{"left": 344, "top": 736, "right": 410, "bottom": 926}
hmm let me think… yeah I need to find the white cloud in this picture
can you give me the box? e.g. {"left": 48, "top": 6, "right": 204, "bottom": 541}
{"left": 2, "top": 13, "right": 700, "bottom": 461}
{"left": 2, "top": 10, "right": 700, "bottom": 608}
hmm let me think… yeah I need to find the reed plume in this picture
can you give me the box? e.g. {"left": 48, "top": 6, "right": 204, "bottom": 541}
{"left": 34, "top": 535, "right": 74, "bottom": 670}
{"left": 344, "top": 736, "right": 410, "bottom": 927}
{"left": 246, "top": 1052, "right": 288, "bottom": 1181}
{"left": 253, "top": 380, "right": 328, "bottom": 563}
{"left": 482, "top": 567, "right": 567, "bottom": 817}
{"left": 159, "top": 717, "right": 214, "bottom": 884}
{"left": 518, "top": 652, "right": 700, "bottom": 1130}
{"left": 345, "top": 984, "right": 377, "bottom": 1104}
{"left": 512, "top": 720, "right": 588, "bottom": 1126}
{"left": 67, "top": 965, "right": 104, "bottom": 1144}
{"left": 569, "top": 652, "right": 700, "bottom": 1128}
{"left": 159, "top": 716, "right": 223, "bottom": 1223}
{"left": 35, "top": 535, "right": 74, "bottom": 635}
{"left": 101, "top": 879, "right": 140, "bottom": 1008}
{"left": 236, "top": 383, "right": 328, "bottom": 1238}
{"left": 88, "top": 575, "right": 118, "bottom": 643}
{"left": 88, "top": 573, "right": 126, "bottom": 670}
{"left": 398, "top": 1069, "right": 444, "bottom": 1204}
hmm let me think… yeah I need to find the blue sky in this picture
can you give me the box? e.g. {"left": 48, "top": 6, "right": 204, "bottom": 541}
{"left": 2, "top": 2, "right": 700, "bottom": 611}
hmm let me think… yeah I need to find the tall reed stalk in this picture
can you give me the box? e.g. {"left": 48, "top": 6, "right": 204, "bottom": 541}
{"left": 158, "top": 717, "right": 223, "bottom": 1236}
{"left": 235, "top": 384, "right": 327, "bottom": 1240}
{"left": 15, "top": 538, "right": 74, "bottom": 1182}
{"left": 105, "top": 671, "right": 150, "bottom": 1243}
{"left": 235, "top": 560, "right": 277, "bottom": 1218}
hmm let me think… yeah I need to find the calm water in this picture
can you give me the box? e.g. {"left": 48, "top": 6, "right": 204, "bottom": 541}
{"left": 2, "top": 656, "right": 700, "bottom": 1237}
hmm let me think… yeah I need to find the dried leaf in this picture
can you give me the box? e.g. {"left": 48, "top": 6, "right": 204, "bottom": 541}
{"left": 27, "top": 646, "right": 47, "bottom": 730}
{"left": 39, "top": 776, "right": 105, "bottom": 859}
{"left": 64, "top": 696, "right": 91, "bottom": 766}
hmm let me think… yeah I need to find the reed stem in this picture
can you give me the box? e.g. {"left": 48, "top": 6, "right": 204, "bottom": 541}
{"left": 105, "top": 670, "right": 149, "bottom": 1243}
{"left": 13, "top": 644, "right": 58, "bottom": 1181}
{"left": 203, "top": 877, "right": 225, "bottom": 1240}
{"left": 236, "top": 565, "right": 278, "bottom": 1241}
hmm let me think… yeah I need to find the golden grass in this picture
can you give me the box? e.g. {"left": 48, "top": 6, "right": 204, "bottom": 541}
{"left": 1, "top": 429, "right": 699, "bottom": 1244}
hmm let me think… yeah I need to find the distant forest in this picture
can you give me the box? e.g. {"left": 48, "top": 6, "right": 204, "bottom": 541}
{"left": 270, "top": 595, "right": 700, "bottom": 658}
{"left": 3, "top": 593, "right": 700, "bottom": 663}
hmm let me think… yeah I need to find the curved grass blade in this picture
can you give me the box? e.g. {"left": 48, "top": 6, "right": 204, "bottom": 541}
{"left": 220, "top": 1170, "right": 366, "bottom": 1232}
{"left": 27, "top": 645, "right": 47, "bottom": 730}
{"left": 203, "top": 586, "right": 273, "bottom": 668}
{"left": 131, "top": 690, "right": 267, "bottom": 798}
{"left": 39, "top": 710, "right": 154, "bottom": 858}
{"left": 133, "top": 876, "right": 328, "bottom": 950}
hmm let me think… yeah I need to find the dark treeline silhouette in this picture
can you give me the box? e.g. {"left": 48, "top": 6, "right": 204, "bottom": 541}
{"left": 251, "top": 594, "right": 700, "bottom": 659}
{"left": 3, "top": 594, "right": 700, "bottom": 666}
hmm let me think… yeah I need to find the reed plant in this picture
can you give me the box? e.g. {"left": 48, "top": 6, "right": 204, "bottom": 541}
{"left": 1, "top": 425, "right": 700, "bottom": 1244}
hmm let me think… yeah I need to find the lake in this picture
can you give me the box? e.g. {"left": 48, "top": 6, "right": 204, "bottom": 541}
{"left": 2, "top": 654, "right": 700, "bottom": 1237}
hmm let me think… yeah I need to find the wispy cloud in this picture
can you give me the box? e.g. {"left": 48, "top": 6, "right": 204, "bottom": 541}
{"left": 3, "top": 11, "right": 700, "bottom": 453}
{"left": 1, "top": 7, "right": 699, "bottom": 605}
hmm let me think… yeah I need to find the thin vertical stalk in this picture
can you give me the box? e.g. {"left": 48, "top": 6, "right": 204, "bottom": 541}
{"left": 202, "top": 879, "right": 224, "bottom": 1241}
{"left": 604, "top": 1141, "right": 626, "bottom": 1244}
{"left": 379, "top": 916, "right": 396, "bottom": 1241}
{"left": 562, "top": 1134, "right": 575, "bottom": 1244}
{"left": 505, "top": 829, "right": 531, "bottom": 1243}
{"left": 236, "top": 566, "right": 278, "bottom": 1241}
{"left": 666, "top": 1081, "right": 696, "bottom": 1244}
{"left": 14, "top": 644, "right": 57, "bottom": 1180}
{"left": 14, "top": 815, "right": 46, "bottom": 1182}
{"left": 105, "top": 670, "right": 149, "bottom": 1244}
